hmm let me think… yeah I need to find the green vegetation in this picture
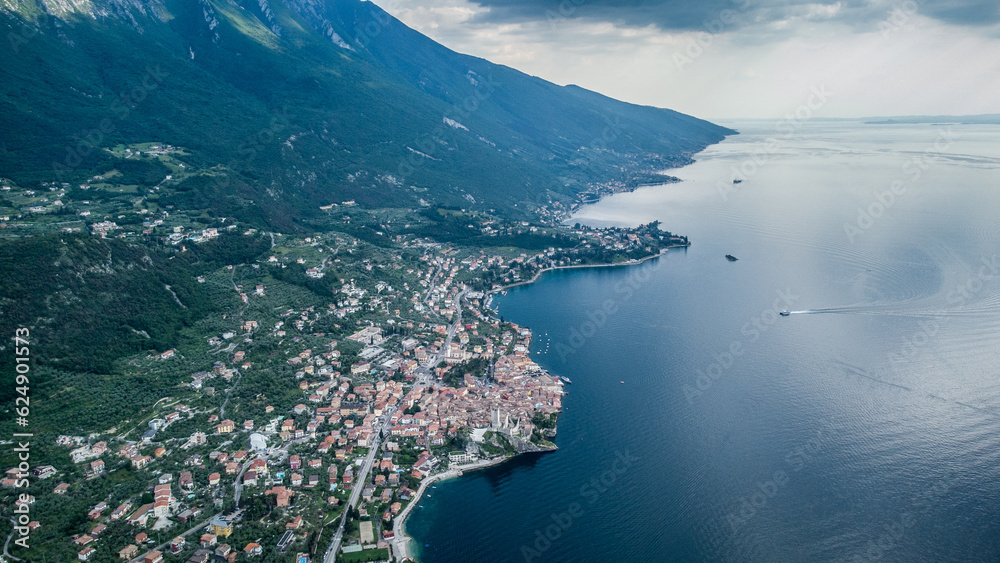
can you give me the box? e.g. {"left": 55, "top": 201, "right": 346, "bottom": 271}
{"left": 532, "top": 412, "right": 558, "bottom": 430}
{"left": 0, "top": 0, "right": 731, "bottom": 228}
{"left": 0, "top": 231, "right": 268, "bottom": 375}
{"left": 442, "top": 357, "right": 490, "bottom": 388}
{"left": 339, "top": 547, "right": 391, "bottom": 562}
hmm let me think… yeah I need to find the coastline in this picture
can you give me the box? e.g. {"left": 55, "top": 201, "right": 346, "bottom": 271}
{"left": 486, "top": 243, "right": 687, "bottom": 297}
{"left": 392, "top": 455, "right": 520, "bottom": 561}
{"left": 396, "top": 243, "right": 684, "bottom": 561}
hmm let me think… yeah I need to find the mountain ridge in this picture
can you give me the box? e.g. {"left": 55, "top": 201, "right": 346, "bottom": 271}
{"left": 1, "top": 0, "right": 734, "bottom": 227}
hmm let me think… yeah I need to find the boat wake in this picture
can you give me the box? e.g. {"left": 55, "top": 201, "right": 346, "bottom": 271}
{"left": 784, "top": 305, "right": 996, "bottom": 319}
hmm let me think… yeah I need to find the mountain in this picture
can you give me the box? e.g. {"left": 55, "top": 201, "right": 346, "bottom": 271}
{"left": 0, "top": 0, "right": 733, "bottom": 227}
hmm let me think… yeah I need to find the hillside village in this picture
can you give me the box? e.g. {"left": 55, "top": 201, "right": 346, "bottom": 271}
{"left": 0, "top": 142, "right": 688, "bottom": 562}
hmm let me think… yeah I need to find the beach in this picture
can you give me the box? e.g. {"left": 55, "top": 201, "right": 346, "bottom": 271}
{"left": 391, "top": 456, "right": 516, "bottom": 561}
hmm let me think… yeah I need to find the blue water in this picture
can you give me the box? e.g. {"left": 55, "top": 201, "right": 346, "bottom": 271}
{"left": 407, "top": 121, "right": 1000, "bottom": 562}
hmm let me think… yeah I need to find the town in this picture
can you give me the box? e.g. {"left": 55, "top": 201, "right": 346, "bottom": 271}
{"left": 0, "top": 143, "right": 687, "bottom": 563}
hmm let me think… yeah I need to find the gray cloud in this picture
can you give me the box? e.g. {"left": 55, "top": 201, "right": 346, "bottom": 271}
{"left": 466, "top": 0, "right": 1000, "bottom": 31}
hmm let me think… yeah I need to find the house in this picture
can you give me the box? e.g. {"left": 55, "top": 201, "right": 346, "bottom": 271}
{"left": 285, "top": 515, "right": 303, "bottom": 530}
{"left": 244, "top": 542, "right": 263, "bottom": 557}
{"left": 250, "top": 458, "right": 269, "bottom": 476}
{"left": 119, "top": 544, "right": 140, "bottom": 559}
{"left": 289, "top": 455, "right": 301, "bottom": 470}
{"left": 243, "top": 470, "right": 257, "bottom": 487}
{"left": 128, "top": 503, "right": 155, "bottom": 526}
{"left": 200, "top": 533, "right": 218, "bottom": 548}
{"left": 209, "top": 472, "right": 221, "bottom": 485}
{"left": 135, "top": 532, "right": 148, "bottom": 543}
{"left": 111, "top": 502, "right": 132, "bottom": 521}
{"left": 179, "top": 471, "right": 194, "bottom": 491}
{"left": 209, "top": 516, "right": 233, "bottom": 538}
{"left": 33, "top": 465, "right": 56, "bottom": 479}
{"left": 131, "top": 455, "right": 151, "bottom": 469}
{"left": 266, "top": 486, "right": 294, "bottom": 507}
{"left": 73, "top": 535, "right": 94, "bottom": 546}
{"left": 78, "top": 546, "right": 96, "bottom": 561}
{"left": 170, "top": 536, "right": 186, "bottom": 553}
{"left": 143, "top": 550, "right": 164, "bottom": 563}
{"left": 216, "top": 419, "right": 235, "bottom": 434}
{"left": 185, "top": 549, "right": 213, "bottom": 563}
{"left": 54, "top": 482, "right": 70, "bottom": 494}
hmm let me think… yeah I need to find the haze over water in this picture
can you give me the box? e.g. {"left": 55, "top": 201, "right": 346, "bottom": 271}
{"left": 407, "top": 121, "right": 1000, "bottom": 562}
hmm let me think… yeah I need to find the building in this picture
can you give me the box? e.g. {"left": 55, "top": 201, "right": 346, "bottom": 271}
{"left": 170, "top": 537, "right": 186, "bottom": 553}
{"left": 249, "top": 433, "right": 267, "bottom": 452}
{"left": 209, "top": 516, "right": 233, "bottom": 538}
{"left": 277, "top": 530, "right": 295, "bottom": 552}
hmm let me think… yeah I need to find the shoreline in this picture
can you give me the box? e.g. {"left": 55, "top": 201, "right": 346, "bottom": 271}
{"left": 396, "top": 245, "right": 681, "bottom": 561}
{"left": 392, "top": 455, "right": 519, "bottom": 561}
{"left": 486, "top": 243, "right": 687, "bottom": 297}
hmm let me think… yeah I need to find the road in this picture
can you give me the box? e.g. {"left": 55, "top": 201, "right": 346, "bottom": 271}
{"left": 322, "top": 406, "right": 397, "bottom": 563}
{"left": 411, "top": 287, "right": 468, "bottom": 389}
{"left": 3, "top": 517, "right": 22, "bottom": 561}
{"left": 322, "top": 287, "right": 467, "bottom": 561}
{"left": 145, "top": 510, "right": 221, "bottom": 558}
{"left": 233, "top": 458, "right": 254, "bottom": 506}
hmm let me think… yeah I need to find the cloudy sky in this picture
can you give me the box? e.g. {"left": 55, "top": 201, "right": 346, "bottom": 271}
{"left": 373, "top": 0, "right": 1000, "bottom": 120}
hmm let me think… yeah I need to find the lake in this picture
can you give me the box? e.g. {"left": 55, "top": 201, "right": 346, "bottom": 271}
{"left": 406, "top": 120, "right": 1000, "bottom": 562}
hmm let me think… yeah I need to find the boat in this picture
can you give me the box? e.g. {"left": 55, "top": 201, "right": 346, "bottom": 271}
{"left": 780, "top": 311, "right": 790, "bottom": 316}
{"left": 725, "top": 254, "right": 738, "bottom": 261}
{"left": 620, "top": 381, "right": 625, "bottom": 384}
{"left": 733, "top": 179, "right": 743, "bottom": 184}
{"left": 560, "top": 376, "right": 573, "bottom": 384}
